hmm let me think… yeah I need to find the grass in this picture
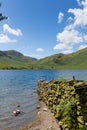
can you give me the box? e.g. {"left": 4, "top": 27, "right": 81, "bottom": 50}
{"left": 0, "top": 48, "right": 87, "bottom": 69}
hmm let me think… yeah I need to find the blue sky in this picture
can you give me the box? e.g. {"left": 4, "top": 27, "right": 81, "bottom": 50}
{"left": 0, "top": 0, "right": 87, "bottom": 59}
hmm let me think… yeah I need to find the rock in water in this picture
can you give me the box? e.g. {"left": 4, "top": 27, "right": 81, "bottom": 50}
{"left": 37, "top": 105, "right": 40, "bottom": 109}
{"left": 13, "top": 109, "right": 21, "bottom": 116}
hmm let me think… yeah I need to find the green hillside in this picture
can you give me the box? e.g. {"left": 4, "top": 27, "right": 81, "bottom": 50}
{"left": 0, "top": 50, "right": 36, "bottom": 69}
{"left": 32, "top": 47, "right": 87, "bottom": 69}
{"left": 0, "top": 48, "right": 87, "bottom": 69}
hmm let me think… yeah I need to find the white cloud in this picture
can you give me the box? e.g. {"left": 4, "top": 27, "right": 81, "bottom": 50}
{"left": 64, "top": 24, "right": 74, "bottom": 31}
{"left": 54, "top": 29, "right": 83, "bottom": 51}
{"left": 68, "top": 0, "right": 87, "bottom": 27}
{"left": 83, "top": 34, "right": 87, "bottom": 41}
{"left": 0, "top": 34, "right": 16, "bottom": 43}
{"left": 67, "top": 17, "right": 73, "bottom": 22}
{"left": 68, "top": 8, "right": 87, "bottom": 27}
{"left": 62, "top": 49, "right": 73, "bottom": 54}
{"left": 54, "top": 28, "right": 83, "bottom": 52}
{"left": 58, "top": 12, "right": 64, "bottom": 23}
{"left": 79, "top": 44, "right": 87, "bottom": 49}
{"left": 36, "top": 48, "right": 44, "bottom": 52}
{"left": 3, "top": 24, "right": 22, "bottom": 36}
{"left": 54, "top": 0, "right": 87, "bottom": 53}
{"left": 77, "top": 0, "right": 82, "bottom": 6}
{"left": 0, "top": 24, "right": 22, "bottom": 43}
{"left": 54, "top": 43, "right": 73, "bottom": 50}
{"left": 56, "top": 29, "right": 83, "bottom": 44}
{"left": 81, "top": 0, "right": 87, "bottom": 7}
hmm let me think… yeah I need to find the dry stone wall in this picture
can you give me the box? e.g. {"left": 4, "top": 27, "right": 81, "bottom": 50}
{"left": 37, "top": 78, "right": 87, "bottom": 130}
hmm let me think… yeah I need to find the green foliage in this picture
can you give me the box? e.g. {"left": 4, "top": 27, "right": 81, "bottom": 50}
{"left": 0, "top": 3, "right": 8, "bottom": 21}
{"left": 54, "top": 102, "right": 77, "bottom": 129}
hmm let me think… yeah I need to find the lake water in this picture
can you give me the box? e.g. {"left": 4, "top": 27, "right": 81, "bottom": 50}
{"left": 0, "top": 69, "right": 87, "bottom": 130}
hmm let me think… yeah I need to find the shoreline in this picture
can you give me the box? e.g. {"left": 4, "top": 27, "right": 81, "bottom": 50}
{"left": 20, "top": 101, "right": 60, "bottom": 130}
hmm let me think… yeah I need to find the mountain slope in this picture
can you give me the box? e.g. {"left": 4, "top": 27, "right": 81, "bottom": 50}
{"left": 0, "top": 50, "right": 36, "bottom": 69}
{"left": 0, "top": 48, "right": 87, "bottom": 69}
{"left": 32, "top": 47, "right": 87, "bottom": 69}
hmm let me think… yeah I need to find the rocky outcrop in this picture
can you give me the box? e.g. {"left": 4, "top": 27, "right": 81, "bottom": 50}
{"left": 37, "top": 78, "right": 87, "bottom": 130}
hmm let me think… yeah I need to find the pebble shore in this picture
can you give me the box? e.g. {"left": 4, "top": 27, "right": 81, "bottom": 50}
{"left": 20, "top": 101, "right": 60, "bottom": 130}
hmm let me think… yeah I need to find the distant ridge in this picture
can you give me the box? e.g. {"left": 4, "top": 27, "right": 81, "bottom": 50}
{"left": 4, "top": 50, "right": 24, "bottom": 58}
{"left": 0, "top": 50, "right": 37, "bottom": 69}
{"left": 0, "top": 48, "right": 87, "bottom": 69}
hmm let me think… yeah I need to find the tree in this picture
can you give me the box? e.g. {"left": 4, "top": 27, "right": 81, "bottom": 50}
{"left": 0, "top": 3, "right": 8, "bottom": 21}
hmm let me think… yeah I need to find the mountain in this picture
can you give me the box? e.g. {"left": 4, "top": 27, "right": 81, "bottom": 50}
{"left": 0, "top": 48, "right": 87, "bottom": 69}
{"left": 32, "top": 47, "right": 87, "bottom": 69}
{"left": 0, "top": 50, "right": 37, "bottom": 69}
